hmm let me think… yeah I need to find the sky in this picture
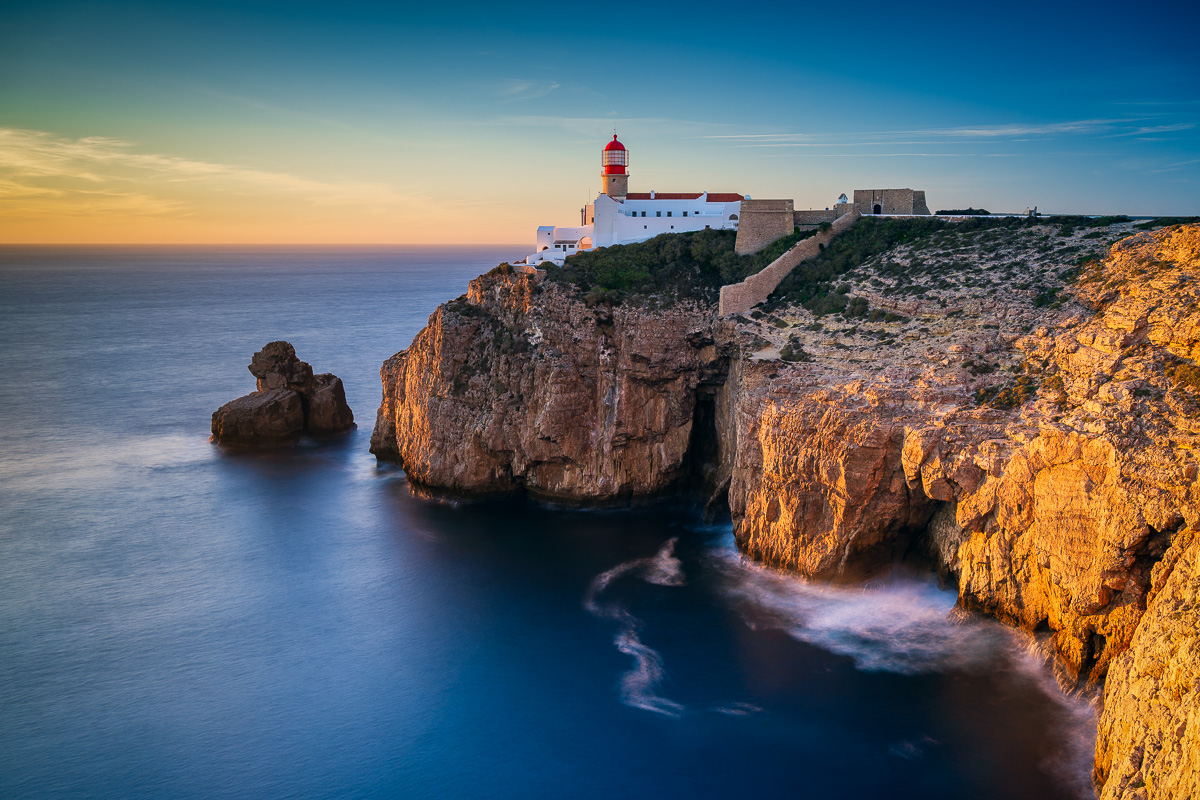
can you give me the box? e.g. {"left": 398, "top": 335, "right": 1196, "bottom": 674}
{"left": 1, "top": 0, "right": 1197, "bottom": 243}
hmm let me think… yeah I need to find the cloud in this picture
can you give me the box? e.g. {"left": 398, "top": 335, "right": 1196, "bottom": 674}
{"left": 1150, "top": 158, "right": 1200, "bottom": 173}
{"left": 495, "top": 79, "right": 560, "bottom": 101}
{"left": 0, "top": 126, "right": 424, "bottom": 221}
{"left": 694, "top": 118, "right": 1162, "bottom": 146}
{"left": 1111, "top": 122, "right": 1196, "bottom": 136}
{"left": 490, "top": 114, "right": 731, "bottom": 138}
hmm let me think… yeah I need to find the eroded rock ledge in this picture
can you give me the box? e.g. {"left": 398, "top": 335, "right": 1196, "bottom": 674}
{"left": 372, "top": 224, "right": 1200, "bottom": 799}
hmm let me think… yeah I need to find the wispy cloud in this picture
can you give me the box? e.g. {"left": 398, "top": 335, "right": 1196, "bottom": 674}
{"left": 1110, "top": 122, "right": 1196, "bottom": 136}
{"left": 0, "top": 127, "right": 423, "bottom": 220}
{"left": 490, "top": 114, "right": 731, "bottom": 138}
{"left": 693, "top": 118, "right": 1159, "bottom": 146}
{"left": 1150, "top": 158, "right": 1200, "bottom": 173}
{"left": 495, "top": 79, "right": 560, "bottom": 101}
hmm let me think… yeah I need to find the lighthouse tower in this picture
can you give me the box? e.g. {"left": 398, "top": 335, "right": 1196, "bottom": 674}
{"left": 601, "top": 135, "right": 628, "bottom": 200}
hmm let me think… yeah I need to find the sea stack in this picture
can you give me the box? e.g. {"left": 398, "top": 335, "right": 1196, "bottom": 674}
{"left": 211, "top": 341, "right": 354, "bottom": 445}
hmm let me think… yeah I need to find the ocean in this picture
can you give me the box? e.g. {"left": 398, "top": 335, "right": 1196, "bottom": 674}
{"left": 0, "top": 245, "right": 1094, "bottom": 799}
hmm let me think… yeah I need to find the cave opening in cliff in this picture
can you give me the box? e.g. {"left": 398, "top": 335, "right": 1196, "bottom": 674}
{"left": 684, "top": 390, "right": 725, "bottom": 510}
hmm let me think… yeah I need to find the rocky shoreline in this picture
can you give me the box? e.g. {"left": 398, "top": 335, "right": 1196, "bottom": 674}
{"left": 371, "top": 223, "right": 1200, "bottom": 800}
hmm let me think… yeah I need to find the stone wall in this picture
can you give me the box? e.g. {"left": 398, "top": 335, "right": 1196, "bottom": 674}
{"left": 794, "top": 204, "right": 854, "bottom": 231}
{"left": 852, "top": 189, "right": 931, "bottom": 216}
{"left": 734, "top": 198, "right": 795, "bottom": 256}
{"left": 719, "top": 209, "right": 860, "bottom": 316}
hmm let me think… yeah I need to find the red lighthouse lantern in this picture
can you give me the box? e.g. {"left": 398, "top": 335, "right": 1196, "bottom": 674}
{"left": 600, "top": 135, "right": 629, "bottom": 199}
{"left": 602, "top": 134, "right": 627, "bottom": 175}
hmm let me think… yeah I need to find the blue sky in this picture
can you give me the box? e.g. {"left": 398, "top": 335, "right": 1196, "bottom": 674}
{"left": 1, "top": 0, "right": 1197, "bottom": 241}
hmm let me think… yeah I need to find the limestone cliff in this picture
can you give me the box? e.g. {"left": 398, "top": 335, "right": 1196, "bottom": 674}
{"left": 370, "top": 270, "right": 725, "bottom": 500}
{"left": 372, "top": 223, "right": 1200, "bottom": 798}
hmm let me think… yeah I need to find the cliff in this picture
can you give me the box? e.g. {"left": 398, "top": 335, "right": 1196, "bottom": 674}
{"left": 371, "top": 222, "right": 1200, "bottom": 798}
{"left": 370, "top": 270, "right": 726, "bottom": 500}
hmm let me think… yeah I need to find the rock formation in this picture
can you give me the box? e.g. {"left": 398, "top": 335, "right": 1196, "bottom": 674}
{"left": 371, "top": 222, "right": 1200, "bottom": 798}
{"left": 212, "top": 341, "right": 354, "bottom": 445}
{"left": 370, "top": 272, "right": 725, "bottom": 500}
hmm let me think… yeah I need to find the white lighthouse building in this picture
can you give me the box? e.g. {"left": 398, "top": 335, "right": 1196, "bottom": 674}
{"left": 523, "top": 135, "right": 745, "bottom": 266}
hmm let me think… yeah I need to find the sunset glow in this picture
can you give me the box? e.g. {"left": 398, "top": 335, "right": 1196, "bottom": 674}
{"left": 2, "top": 0, "right": 1197, "bottom": 243}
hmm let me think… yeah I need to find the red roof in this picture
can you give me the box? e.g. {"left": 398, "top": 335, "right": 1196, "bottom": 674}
{"left": 624, "top": 192, "right": 744, "bottom": 202}
{"left": 603, "top": 135, "right": 626, "bottom": 152}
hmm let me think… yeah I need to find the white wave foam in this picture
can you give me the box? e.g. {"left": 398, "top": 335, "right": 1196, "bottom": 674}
{"left": 1010, "top": 633, "right": 1100, "bottom": 798}
{"left": 584, "top": 538, "right": 686, "bottom": 716}
{"left": 716, "top": 553, "right": 1007, "bottom": 674}
{"left": 713, "top": 547, "right": 1099, "bottom": 797}
{"left": 710, "top": 702, "right": 763, "bottom": 717}
{"left": 615, "top": 629, "right": 685, "bottom": 717}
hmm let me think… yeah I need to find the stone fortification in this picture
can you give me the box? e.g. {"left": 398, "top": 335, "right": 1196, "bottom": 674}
{"left": 853, "top": 188, "right": 931, "bottom": 216}
{"left": 733, "top": 198, "right": 795, "bottom": 256}
{"left": 719, "top": 209, "right": 861, "bottom": 316}
{"left": 794, "top": 205, "right": 853, "bottom": 231}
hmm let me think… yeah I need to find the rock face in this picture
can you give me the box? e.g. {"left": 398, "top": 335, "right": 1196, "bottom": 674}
{"left": 371, "top": 272, "right": 724, "bottom": 500}
{"left": 373, "top": 223, "right": 1200, "bottom": 798}
{"left": 1094, "top": 529, "right": 1200, "bottom": 800}
{"left": 212, "top": 341, "right": 354, "bottom": 445}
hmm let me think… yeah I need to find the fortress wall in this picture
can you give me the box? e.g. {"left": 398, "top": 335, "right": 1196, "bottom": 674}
{"left": 853, "top": 189, "right": 931, "bottom": 216}
{"left": 734, "top": 199, "right": 795, "bottom": 256}
{"left": 794, "top": 205, "right": 854, "bottom": 230}
{"left": 911, "top": 190, "right": 931, "bottom": 215}
{"left": 719, "top": 209, "right": 861, "bottom": 316}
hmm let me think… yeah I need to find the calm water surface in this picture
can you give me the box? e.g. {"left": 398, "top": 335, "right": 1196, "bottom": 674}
{"left": 0, "top": 246, "right": 1093, "bottom": 799}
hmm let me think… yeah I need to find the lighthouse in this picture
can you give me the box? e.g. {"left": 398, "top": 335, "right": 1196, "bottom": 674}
{"left": 601, "top": 135, "right": 628, "bottom": 200}
{"left": 523, "top": 134, "right": 745, "bottom": 266}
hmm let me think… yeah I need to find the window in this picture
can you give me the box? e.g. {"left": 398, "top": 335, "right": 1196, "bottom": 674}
{"left": 667, "top": 211, "right": 672, "bottom": 217}
{"left": 641, "top": 211, "right": 646, "bottom": 217}
{"left": 656, "top": 211, "right": 661, "bottom": 217}
{"left": 670, "top": 225, "right": 674, "bottom": 229}
{"left": 682, "top": 211, "right": 687, "bottom": 217}
{"left": 643, "top": 225, "right": 647, "bottom": 229}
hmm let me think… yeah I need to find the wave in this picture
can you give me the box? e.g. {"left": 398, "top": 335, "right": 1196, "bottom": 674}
{"left": 715, "top": 551, "right": 1009, "bottom": 674}
{"left": 584, "top": 538, "right": 686, "bottom": 716}
{"left": 712, "top": 545, "right": 1098, "bottom": 797}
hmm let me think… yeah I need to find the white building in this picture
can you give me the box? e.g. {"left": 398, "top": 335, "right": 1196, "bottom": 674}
{"left": 523, "top": 135, "right": 745, "bottom": 266}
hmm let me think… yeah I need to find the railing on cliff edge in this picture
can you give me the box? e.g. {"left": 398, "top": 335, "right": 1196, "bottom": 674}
{"left": 718, "top": 210, "right": 861, "bottom": 316}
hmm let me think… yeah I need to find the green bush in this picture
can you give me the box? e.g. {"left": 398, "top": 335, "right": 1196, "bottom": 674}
{"left": 763, "top": 216, "right": 1034, "bottom": 310}
{"left": 542, "top": 227, "right": 816, "bottom": 302}
{"left": 1134, "top": 216, "right": 1200, "bottom": 230}
{"left": 1171, "top": 363, "right": 1200, "bottom": 392}
{"left": 979, "top": 375, "right": 1039, "bottom": 409}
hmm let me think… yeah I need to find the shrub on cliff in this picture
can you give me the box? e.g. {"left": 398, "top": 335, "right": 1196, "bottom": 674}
{"left": 1134, "top": 216, "right": 1200, "bottom": 230}
{"left": 542, "top": 227, "right": 816, "bottom": 303}
{"left": 765, "top": 217, "right": 947, "bottom": 310}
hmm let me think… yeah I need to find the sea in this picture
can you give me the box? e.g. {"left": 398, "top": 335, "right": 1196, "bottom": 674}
{"left": 0, "top": 245, "right": 1095, "bottom": 799}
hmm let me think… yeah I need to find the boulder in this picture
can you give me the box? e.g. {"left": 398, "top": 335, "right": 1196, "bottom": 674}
{"left": 211, "top": 341, "right": 354, "bottom": 445}
{"left": 211, "top": 389, "right": 304, "bottom": 444}
{"left": 307, "top": 374, "right": 355, "bottom": 433}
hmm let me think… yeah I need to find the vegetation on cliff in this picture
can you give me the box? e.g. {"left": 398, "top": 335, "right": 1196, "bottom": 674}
{"left": 542, "top": 227, "right": 814, "bottom": 302}
{"left": 763, "top": 215, "right": 1136, "bottom": 317}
